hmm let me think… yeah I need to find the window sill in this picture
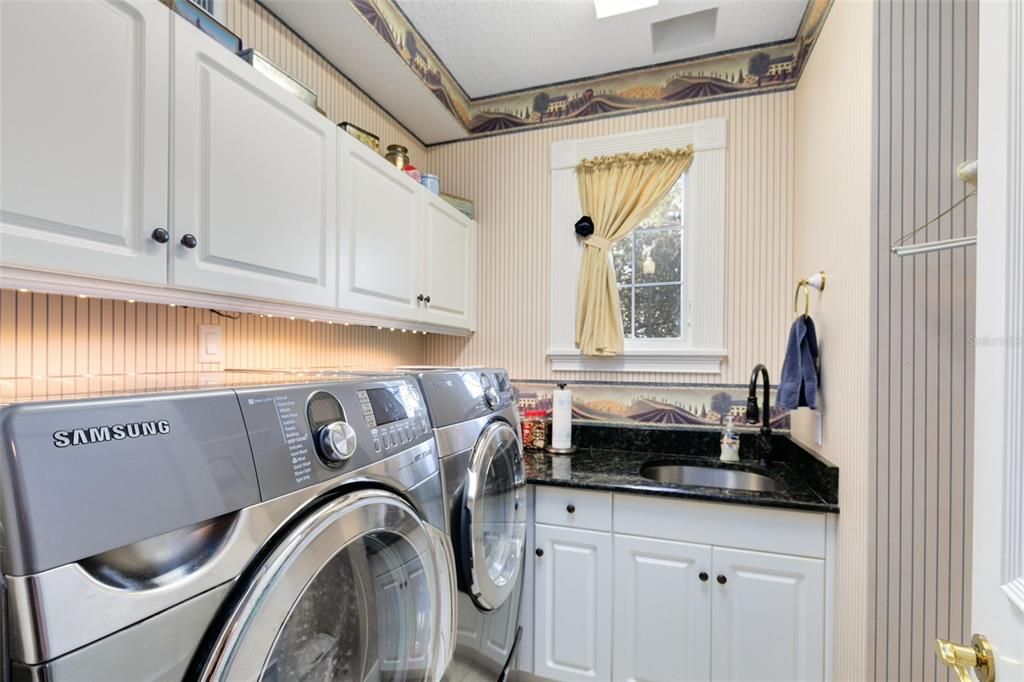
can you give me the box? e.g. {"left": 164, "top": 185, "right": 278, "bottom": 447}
{"left": 547, "top": 348, "right": 726, "bottom": 374}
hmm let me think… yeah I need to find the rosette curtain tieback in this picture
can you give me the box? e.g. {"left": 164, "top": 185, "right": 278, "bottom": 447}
{"left": 574, "top": 146, "right": 695, "bottom": 356}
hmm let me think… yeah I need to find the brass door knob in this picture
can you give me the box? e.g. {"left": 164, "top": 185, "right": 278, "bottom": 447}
{"left": 935, "top": 634, "right": 995, "bottom": 682}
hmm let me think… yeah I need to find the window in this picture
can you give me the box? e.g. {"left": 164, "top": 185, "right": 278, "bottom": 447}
{"left": 612, "top": 175, "right": 685, "bottom": 340}
{"left": 547, "top": 118, "right": 727, "bottom": 374}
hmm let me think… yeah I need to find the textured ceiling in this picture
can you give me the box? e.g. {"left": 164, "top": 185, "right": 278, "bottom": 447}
{"left": 394, "top": 0, "right": 808, "bottom": 98}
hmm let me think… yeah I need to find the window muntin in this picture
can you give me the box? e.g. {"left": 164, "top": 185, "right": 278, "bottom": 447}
{"left": 611, "top": 174, "right": 685, "bottom": 340}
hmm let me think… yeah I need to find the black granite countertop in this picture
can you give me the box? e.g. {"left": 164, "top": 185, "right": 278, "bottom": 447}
{"left": 525, "top": 424, "right": 839, "bottom": 514}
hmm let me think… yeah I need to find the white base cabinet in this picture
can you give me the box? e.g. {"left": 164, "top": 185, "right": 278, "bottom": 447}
{"left": 526, "top": 488, "right": 833, "bottom": 682}
{"left": 613, "top": 536, "right": 712, "bottom": 682}
{"left": 533, "top": 524, "right": 613, "bottom": 682}
{"left": 710, "top": 548, "right": 825, "bottom": 682}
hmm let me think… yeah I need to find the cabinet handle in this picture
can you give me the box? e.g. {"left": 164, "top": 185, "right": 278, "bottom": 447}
{"left": 180, "top": 234, "right": 198, "bottom": 249}
{"left": 424, "top": 295, "right": 431, "bottom": 304}
{"left": 151, "top": 228, "right": 170, "bottom": 244}
{"left": 699, "top": 572, "right": 709, "bottom": 582}
{"left": 417, "top": 294, "right": 425, "bottom": 302}
{"left": 566, "top": 504, "right": 575, "bottom": 514}
{"left": 716, "top": 575, "right": 727, "bottom": 585}
{"left": 535, "top": 548, "right": 544, "bottom": 557}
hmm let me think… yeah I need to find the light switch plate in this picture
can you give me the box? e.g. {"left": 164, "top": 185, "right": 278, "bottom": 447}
{"left": 197, "top": 324, "right": 224, "bottom": 364}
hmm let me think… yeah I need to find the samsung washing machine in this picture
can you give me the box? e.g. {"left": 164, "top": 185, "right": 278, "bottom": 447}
{"left": 415, "top": 369, "right": 527, "bottom": 682}
{"left": 0, "top": 372, "right": 456, "bottom": 681}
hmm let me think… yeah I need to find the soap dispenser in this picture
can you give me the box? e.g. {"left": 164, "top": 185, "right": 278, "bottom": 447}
{"left": 720, "top": 415, "right": 740, "bottom": 462}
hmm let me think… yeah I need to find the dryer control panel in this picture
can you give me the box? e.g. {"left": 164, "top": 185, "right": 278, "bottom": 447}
{"left": 236, "top": 376, "right": 432, "bottom": 501}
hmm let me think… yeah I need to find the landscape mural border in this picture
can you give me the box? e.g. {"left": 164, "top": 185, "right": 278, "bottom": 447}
{"left": 514, "top": 381, "right": 792, "bottom": 431}
{"left": 349, "top": 0, "right": 833, "bottom": 138}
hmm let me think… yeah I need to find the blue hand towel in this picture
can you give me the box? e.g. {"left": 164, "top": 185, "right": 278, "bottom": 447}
{"left": 777, "top": 315, "right": 820, "bottom": 410}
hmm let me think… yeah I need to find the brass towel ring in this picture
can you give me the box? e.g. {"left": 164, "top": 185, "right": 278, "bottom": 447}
{"left": 793, "top": 271, "right": 827, "bottom": 318}
{"left": 794, "top": 282, "right": 810, "bottom": 317}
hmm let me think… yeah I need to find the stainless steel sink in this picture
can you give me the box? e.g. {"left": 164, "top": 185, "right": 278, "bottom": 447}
{"left": 640, "top": 464, "right": 778, "bottom": 492}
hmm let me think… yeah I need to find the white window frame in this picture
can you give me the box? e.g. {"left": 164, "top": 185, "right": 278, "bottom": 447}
{"left": 547, "top": 118, "right": 727, "bottom": 374}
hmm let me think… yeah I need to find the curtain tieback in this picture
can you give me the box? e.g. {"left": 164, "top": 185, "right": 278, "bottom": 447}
{"left": 584, "top": 235, "right": 612, "bottom": 251}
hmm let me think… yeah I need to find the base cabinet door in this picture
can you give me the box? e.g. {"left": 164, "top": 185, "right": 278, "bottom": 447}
{"left": 0, "top": 0, "right": 170, "bottom": 285}
{"left": 533, "top": 524, "right": 612, "bottom": 682}
{"left": 171, "top": 16, "right": 336, "bottom": 306}
{"left": 421, "top": 198, "right": 476, "bottom": 330}
{"left": 612, "top": 535, "right": 713, "bottom": 682}
{"left": 337, "top": 135, "right": 423, "bottom": 321}
{"left": 710, "top": 547, "right": 825, "bottom": 682}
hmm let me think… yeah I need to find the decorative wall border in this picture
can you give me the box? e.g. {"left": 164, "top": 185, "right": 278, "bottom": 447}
{"left": 348, "top": 0, "right": 833, "bottom": 138}
{"left": 514, "top": 380, "right": 792, "bottom": 431}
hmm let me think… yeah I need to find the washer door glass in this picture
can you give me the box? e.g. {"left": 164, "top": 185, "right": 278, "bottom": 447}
{"left": 462, "top": 421, "right": 527, "bottom": 611}
{"left": 197, "top": 490, "right": 455, "bottom": 682}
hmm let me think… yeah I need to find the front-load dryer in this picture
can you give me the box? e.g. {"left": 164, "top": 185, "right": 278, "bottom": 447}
{"left": 416, "top": 369, "right": 526, "bottom": 682}
{"left": 0, "top": 372, "right": 456, "bottom": 681}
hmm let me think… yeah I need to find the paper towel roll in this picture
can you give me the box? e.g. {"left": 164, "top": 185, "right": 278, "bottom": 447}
{"left": 551, "top": 384, "right": 572, "bottom": 449}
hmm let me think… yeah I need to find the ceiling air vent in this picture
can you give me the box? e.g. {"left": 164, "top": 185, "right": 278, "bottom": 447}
{"left": 650, "top": 7, "right": 719, "bottom": 54}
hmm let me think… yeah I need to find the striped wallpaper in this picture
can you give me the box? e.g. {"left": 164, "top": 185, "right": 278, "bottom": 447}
{"left": 0, "top": 290, "right": 426, "bottom": 385}
{"left": 871, "top": 1, "right": 978, "bottom": 681}
{"left": 791, "top": 1, "right": 874, "bottom": 679}
{"left": 425, "top": 92, "right": 797, "bottom": 384}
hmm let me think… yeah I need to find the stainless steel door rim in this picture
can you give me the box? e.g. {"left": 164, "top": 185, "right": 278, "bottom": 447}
{"left": 463, "top": 421, "right": 527, "bottom": 612}
{"left": 196, "top": 489, "right": 455, "bottom": 681}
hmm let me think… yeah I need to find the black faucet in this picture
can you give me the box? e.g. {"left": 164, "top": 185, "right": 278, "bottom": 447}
{"left": 746, "top": 364, "right": 773, "bottom": 462}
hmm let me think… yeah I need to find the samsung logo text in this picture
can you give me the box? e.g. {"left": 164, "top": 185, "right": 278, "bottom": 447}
{"left": 52, "top": 420, "right": 171, "bottom": 448}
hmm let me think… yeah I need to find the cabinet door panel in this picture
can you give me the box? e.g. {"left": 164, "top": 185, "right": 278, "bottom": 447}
{"left": 337, "top": 136, "right": 421, "bottom": 320}
{"left": 613, "top": 535, "right": 712, "bottom": 682}
{"left": 171, "top": 17, "right": 336, "bottom": 306}
{"left": 0, "top": 0, "right": 169, "bottom": 284}
{"left": 422, "top": 197, "right": 475, "bottom": 329}
{"left": 533, "top": 524, "right": 611, "bottom": 682}
{"left": 711, "top": 547, "right": 825, "bottom": 682}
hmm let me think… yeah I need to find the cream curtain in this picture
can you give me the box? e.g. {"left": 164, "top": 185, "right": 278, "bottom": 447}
{"left": 575, "top": 146, "right": 695, "bottom": 356}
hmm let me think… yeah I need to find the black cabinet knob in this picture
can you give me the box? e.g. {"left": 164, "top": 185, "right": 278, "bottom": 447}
{"left": 151, "top": 228, "right": 170, "bottom": 244}
{"left": 535, "top": 548, "right": 544, "bottom": 557}
{"left": 180, "top": 234, "right": 198, "bottom": 249}
{"left": 716, "top": 574, "right": 727, "bottom": 585}
{"left": 566, "top": 504, "right": 576, "bottom": 514}
{"left": 417, "top": 294, "right": 425, "bottom": 302}
{"left": 424, "top": 295, "right": 431, "bottom": 304}
{"left": 699, "top": 572, "right": 709, "bottom": 582}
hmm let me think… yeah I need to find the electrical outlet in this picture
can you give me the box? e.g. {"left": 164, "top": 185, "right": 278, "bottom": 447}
{"left": 197, "top": 325, "right": 224, "bottom": 364}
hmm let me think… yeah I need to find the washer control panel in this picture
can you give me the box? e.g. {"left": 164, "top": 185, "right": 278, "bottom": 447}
{"left": 236, "top": 376, "right": 433, "bottom": 501}
{"left": 357, "top": 379, "right": 431, "bottom": 455}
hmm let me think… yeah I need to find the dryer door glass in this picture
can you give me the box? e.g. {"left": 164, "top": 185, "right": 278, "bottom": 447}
{"left": 196, "top": 490, "right": 455, "bottom": 682}
{"left": 463, "top": 421, "right": 527, "bottom": 611}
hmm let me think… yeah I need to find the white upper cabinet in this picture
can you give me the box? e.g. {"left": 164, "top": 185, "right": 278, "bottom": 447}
{"left": 337, "top": 135, "right": 422, "bottom": 319}
{"left": 170, "top": 16, "right": 336, "bottom": 306}
{"left": 0, "top": 0, "right": 170, "bottom": 285}
{"left": 613, "top": 535, "right": 713, "bottom": 682}
{"left": 337, "top": 133, "right": 477, "bottom": 331}
{"left": 710, "top": 547, "right": 825, "bottom": 682}
{"left": 421, "top": 197, "right": 476, "bottom": 330}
